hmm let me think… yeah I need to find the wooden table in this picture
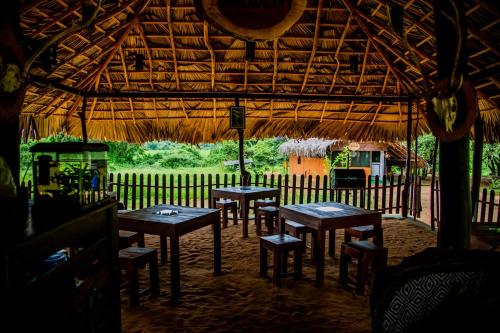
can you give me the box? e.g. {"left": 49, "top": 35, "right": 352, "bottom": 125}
{"left": 211, "top": 186, "right": 280, "bottom": 238}
{"left": 279, "top": 201, "right": 382, "bottom": 287}
{"left": 118, "top": 205, "right": 221, "bottom": 301}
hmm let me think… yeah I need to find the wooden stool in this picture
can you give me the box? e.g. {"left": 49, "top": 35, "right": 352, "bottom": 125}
{"left": 255, "top": 206, "right": 279, "bottom": 235}
{"left": 119, "top": 230, "right": 145, "bottom": 250}
{"left": 119, "top": 247, "right": 160, "bottom": 306}
{"left": 215, "top": 199, "right": 238, "bottom": 228}
{"left": 344, "top": 225, "right": 375, "bottom": 243}
{"left": 339, "top": 240, "right": 388, "bottom": 295}
{"left": 254, "top": 198, "right": 276, "bottom": 212}
{"left": 285, "top": 221, "right": 316, "bottom": 255}
{"left": 260, "top": 234, "right": 303, "bottom": 287}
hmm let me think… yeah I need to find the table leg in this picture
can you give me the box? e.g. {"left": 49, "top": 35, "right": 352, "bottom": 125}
{"left": 213, "top": 216, "right": 222, "bottom": 275}
{"left": 328, "top": 229, "right": 336, "bottom": 257}
{"left": 374, "top": 222, "right": 383, "bottom": 246}
{"left": 170, "top": 235, "right": 180, "bottom": 301}
{"left": 241, "top": 197, "right": 249, "bottom": 238}
{"left": 160, "top": 234, "right": 168, "bottom": 264}
{"left": 315, "top": 229, "right": 326, "bottom": 287}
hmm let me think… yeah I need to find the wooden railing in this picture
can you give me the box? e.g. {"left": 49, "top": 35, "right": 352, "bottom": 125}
{"left": 431, "top": 181, "right": 499, "bottom": 229}
{"left": 106, "top": 172, "right": 423, "bottom": 217}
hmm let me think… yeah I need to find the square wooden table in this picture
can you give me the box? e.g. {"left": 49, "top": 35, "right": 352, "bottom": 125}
{"left": 279, "top": 201, "right": 383, "bottom": 287}
{"left": 118, "top": 205, "right": 221, "bottom": 301}
{"left": 211, "top": 186, "right": 280, "bottom": 238}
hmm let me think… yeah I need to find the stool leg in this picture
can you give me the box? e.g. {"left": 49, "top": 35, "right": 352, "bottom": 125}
{"left": 266, "top": 216, "right": 274, "bottom": 235}
{"left": 339, "top": 247, "right": 349, "bottom": 286}
{"left": 256, "top": 213, "right": 262, "bottom": 236}
{"left": 282, "top": 250, "right": 288, "bottom": 274}
{"left": 294, "top": 248, "right": 302, "bottom": 279}
{"left": 356, "top": 255, "right": 369, "bottom": 295}
{"left": 127, "top": 263, "right": 140, "bottom": 306}
{"left": 160, "top": 235, "right": 168, "bottom": 264}
{"left": 344, "top": 230, "right": 352, "bottom": 243}
{"left": 222, "top": 207, "right": 228, "bottom": 228}
{"left": 138, "top": 232, "right": 145, "bottom": 247}
{"left": 149, "top": 257, "right": 160, "bottom": 298}
{"left": 232, "top": 207, "right": 238, "bottom": 225}
{"left": 273, "top": 249, "right": 282, "bottom": 287}
{"left": 260, "top": 243, "right": 268, "bottom": 277}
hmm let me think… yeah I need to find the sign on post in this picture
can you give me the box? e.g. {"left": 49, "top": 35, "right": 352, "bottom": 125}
{"left": 230, "top": 106, "right": 246, "bottom": 129}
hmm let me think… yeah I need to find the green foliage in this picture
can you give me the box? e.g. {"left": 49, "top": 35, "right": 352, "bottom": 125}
{"left": 205, "top": 141, "right": 239, "bottom": 166}
{"left": 246, "top": 139, "right": 284, "bottom": 174}
{"left": 483, "top": 143, "right": 500, "bottom": 177}
{"left": 411, "top": 134, "right": 437, "bottom": 167}
{"left": 106, "top": 141, "right": 146, "bottom": 166}
{"left": 332, "top": 147, "right": 350, "bottom": 168}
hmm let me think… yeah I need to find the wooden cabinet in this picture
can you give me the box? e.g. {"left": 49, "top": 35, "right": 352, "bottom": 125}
{"left": 1, "top": 202, "right": 121, "bottom": 333}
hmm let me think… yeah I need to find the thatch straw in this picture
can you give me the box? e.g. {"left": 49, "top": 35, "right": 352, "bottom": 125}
{"left": 19, "top": 0, "right": 500, "bottom": 143}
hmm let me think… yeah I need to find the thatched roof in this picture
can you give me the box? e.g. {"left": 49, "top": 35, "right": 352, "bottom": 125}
{"left": 279, "top": 138, "right": 428, "bottom": 168}
{"left": 20, "top": 0, "right": 500, "bottom": 143}
{"left": 279, "top": 138, "right": 340, "bottom": 157}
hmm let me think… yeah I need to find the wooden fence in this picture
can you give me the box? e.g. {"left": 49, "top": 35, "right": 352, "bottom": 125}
{"left": 431, "top": 181, "right": 499, "bottom": 229}
{"left": 105, "top": 172, "right": 423, "bottom": 217}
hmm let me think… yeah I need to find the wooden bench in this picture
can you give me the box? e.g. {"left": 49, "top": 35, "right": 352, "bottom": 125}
{"left": 254, "top": 198, "right": 277, "bottom": 213}
{"left": 119, "top": 247, "right": 160, "bottom": 306}
{"left": 255, "top": 206, "right": 279, "bottom": 235}
{"left": 119, "top": 230, "right": 145, "bottom": 250}
{"left": 215, "top": 199, "right": 238, "bottom": 228}
{"left": 339, "top": 240, "right": 388, "bottom": 295}
{"left": 260, "top": 234, "right": 303, "bottom": 287}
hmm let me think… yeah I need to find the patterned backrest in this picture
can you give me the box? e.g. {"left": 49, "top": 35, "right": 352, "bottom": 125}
{"left": 370, "top": 248, "right": 500, "bottom": 333}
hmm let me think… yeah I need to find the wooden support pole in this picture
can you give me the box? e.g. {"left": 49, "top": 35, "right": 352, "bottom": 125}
{"left": 434, "top": 0, "right": 471, "bottom": 249}
{"left": 79, "top": 96, "right": 88, "bottom": 143}
{"left": 402, "top": 101, "right": 412, "bottom": 217}
{"left": 235, "top": 98, "right": 250, "bottom": 186}
{"left": 430, "top": 137, "right": 438, "bottom": 231}
{"left": 471, "top": 117, "right": 483, "bottom": 222}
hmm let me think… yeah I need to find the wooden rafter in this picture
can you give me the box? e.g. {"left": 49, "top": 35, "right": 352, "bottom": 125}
{"left": 136, "top": 23, "right": 154, "bottom": 88}
{"left": 300, "top": 0, "right": 323, "bottom": 94}
{"left": 165, "top": 0, "right": 188, "bottom": 119}
{"left": 341, "top": 0, "right": 411, "bottom": 94}
{"left": 203, "top": 21, "right": 216, "bottom": 92}
{"left": 30, "top": 4, "right": 81, "bottom": 37}
{"left": 370, "top": 67, "right": 391, "bottom": 125}
{"left": 87, "top": 98, "right": 98, "bottom": 124}
{"left": 343, "top": 40, "right": 370, "bottom": 123}
{"left": 270, "top": 39, "right": 279, "bottom": 120}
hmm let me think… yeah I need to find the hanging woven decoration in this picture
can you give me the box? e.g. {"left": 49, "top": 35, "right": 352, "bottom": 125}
{"left": 423, "top": 76, "right": 478, "bottom": 142}
{"left": 195, "top": 0, "right": 307, "bottom": 41}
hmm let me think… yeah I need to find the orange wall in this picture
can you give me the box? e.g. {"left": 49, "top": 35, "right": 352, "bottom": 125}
{"left": 288, "top": 155, "right": 328, "bottom": 177}
{"left": 288, "top": 155, "right": 372, "bottom": 183}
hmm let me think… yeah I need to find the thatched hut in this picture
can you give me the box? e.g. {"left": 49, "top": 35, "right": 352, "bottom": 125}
{"left": 279, "top": 138, "right": 427, "bottom": 178}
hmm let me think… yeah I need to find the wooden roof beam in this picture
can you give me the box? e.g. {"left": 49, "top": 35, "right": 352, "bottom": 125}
{"left": 468, "top": 25, "right": 500, "bottom": 56}
{"left": 341, "top": 0, "right": 411, "bottom": 94}
{"left": 203, "top": 21, "right": 216, "bottom": 92}
{"left": 370, "top": 67, "right": 391, "bottom": 126}
{"left": 270, "top": 39, "right": 279, "bottom": 119}
{"left": 166, "top": 0, "right": 188, "bottom": 119}
{"left": 300, "top": 0, "right": 323, "bottom": 94}
{"left": 344, "top": 40, "right": 370, "bottom": 123}
{"left": 135, "top": 23, "right": 154, "bottom": 88}
{"left": 30, "top": 4, "right": 81, "bottom": 37}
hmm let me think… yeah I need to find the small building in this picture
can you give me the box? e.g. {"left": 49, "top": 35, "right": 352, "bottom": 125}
{"left": 279, "top": 138, "right": 427, "bottom": 179}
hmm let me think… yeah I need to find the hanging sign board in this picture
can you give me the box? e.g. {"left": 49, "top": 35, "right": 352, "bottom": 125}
{"left": 230, "top": 106, "right": 245, "bottom": 129}
{"left": 348, "top": 142, "right": 360, "bottom": 151}
{"left": 194, "top": 0, "right": 307, "bottom": 41}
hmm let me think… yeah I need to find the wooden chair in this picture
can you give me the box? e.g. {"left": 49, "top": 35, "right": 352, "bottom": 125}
{"left": 254, "top": 198, "right": 277, "bottom": 210}
{"left": 339, "top": 240, "right": 388, "bottom": 295}
{"left": 119, "top": 230, "right": 145, "bottom": 250}
{"left": 119, "top": 247, "right": 160, "bottom": 306}
{"left": 285, "top": 220, "right": 317, "bottom": 255}
{"left": 255, "top": 206, "right": 279, "bottom": 235}
{"left": 260, "top": 234, "right": 303, "bottom": 287}
{"left": 215, "top": 199, "right": 238, "bottom": 228}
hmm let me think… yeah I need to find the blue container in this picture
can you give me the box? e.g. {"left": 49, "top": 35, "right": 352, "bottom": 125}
{"left": 43, "top": 251, "right": 68, "bottom": 270}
